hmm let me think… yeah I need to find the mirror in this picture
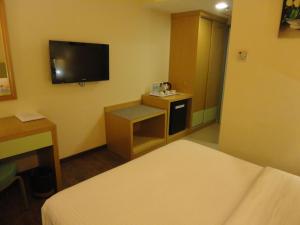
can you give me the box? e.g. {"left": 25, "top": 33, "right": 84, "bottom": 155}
{"left": 0, "top": 0, "right": 16, "bottom": 100}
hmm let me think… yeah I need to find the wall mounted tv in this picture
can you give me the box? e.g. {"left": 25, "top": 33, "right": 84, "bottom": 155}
{"left": 49, "top": 40, "right": 109, "bottom": 84}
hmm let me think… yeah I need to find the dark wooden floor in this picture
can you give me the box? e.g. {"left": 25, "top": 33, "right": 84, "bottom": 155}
{"left": 0, "top": 148, "right": 126, "bottom": 225}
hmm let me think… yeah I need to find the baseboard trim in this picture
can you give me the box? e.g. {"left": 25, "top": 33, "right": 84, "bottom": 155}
{"left": 60, "top": 145, "right": 108, "bottom": 163}
{"left": 191, "top": 120, "right": 217, "bottom": 132}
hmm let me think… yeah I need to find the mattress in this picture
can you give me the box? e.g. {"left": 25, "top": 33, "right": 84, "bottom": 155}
{"left": 42, "top": 140, "right": 263, "bottom": 225}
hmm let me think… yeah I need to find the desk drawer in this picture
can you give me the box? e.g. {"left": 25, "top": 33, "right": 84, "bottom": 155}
{"left": 0, "top": 132, "right": 53, "bottom": 160}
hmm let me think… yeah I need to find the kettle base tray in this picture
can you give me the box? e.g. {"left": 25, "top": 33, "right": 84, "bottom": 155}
{"left": 149, "top": 92, "right": 178, "bottom": 97}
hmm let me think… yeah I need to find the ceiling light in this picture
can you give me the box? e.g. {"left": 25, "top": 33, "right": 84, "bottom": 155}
{"left": 215, "top": 2, "right": 229, "bottom": 10}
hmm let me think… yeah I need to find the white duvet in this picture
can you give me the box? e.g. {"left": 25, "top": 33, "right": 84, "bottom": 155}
{"left": 42, "top": 140, "right": 300, "bottom": 225}
{"left": 224, "top": 167, "right": 300, "bottom": 225}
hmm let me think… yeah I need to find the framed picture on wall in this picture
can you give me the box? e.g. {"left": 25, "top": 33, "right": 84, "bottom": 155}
{"left": 279, "top": 0, "right": 300, "bottom": 37}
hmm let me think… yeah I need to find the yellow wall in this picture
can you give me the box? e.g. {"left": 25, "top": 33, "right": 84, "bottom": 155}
{"left": 220, "top": 0, "right": 300, "bottom": 175}
{"left": 0, "top": 0, "right": 170, "bottom": 158}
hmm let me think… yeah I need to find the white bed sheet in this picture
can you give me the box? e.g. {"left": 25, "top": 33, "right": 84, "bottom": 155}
{"left": 42, "top": 140, "right": 262, "bottom": 225}
{"left": 224, "top": 167, "right": 300, "bottom": 225}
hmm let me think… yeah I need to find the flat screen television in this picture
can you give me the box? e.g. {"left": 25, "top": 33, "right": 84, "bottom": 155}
{"left": 49, "top": 40, "right": 109, "bottom": 84}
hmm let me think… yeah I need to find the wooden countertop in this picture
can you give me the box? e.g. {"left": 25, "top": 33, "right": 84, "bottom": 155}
{"left": 143, "top": 92, "right": 193, "bottom": 102}
{"left": 0, "top": 116, "right": 55, "bottom": 142}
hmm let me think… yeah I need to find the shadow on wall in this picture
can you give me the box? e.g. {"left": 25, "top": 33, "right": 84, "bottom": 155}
{"left": 74, "top": 116, "right": 107, "bottom": 157}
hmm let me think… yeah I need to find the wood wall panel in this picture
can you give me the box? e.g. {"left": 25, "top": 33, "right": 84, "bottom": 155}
{"left": 169, "top": 11, "right": 228, "bottom": 126}
{"left": 193, "top": 18, "right": 212, "bottom": 112}
{"left": 205, "top": 21, "right": 228, "bottom": 108}
{"left": 169, "top": 13, "right": 199, "bottom": 94}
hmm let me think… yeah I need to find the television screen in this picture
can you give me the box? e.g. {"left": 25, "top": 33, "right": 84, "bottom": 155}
{"left": 49, "top": 40, "right": 109, "bottom": 84}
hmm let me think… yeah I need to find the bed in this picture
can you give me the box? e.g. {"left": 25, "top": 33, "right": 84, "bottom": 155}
{"left": 42, "top": 140, "right": 300, "bottom": 225}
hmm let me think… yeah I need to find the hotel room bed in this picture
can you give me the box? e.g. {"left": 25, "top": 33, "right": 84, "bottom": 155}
{"left": 42, "top": 140, "right": 300, "bottom": 225}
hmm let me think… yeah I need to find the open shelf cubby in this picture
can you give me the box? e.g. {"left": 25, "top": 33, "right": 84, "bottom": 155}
{"left": 132, "top": 114, "right": 166, "bottom": 156}
{"left": 105, "top": 102, "right": 167, "bottom": 160}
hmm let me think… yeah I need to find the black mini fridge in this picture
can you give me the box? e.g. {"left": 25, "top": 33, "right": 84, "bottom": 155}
{"left": 169, "top": 100, "right": 188, "bottom": 135}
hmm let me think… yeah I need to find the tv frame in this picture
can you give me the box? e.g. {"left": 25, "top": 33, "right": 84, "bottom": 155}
{"left": 49, "top": 40, "right": 110, "bottom": 85}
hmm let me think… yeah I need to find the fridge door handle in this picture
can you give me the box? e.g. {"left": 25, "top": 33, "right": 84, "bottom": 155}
{"left": 175, "top": 104, "right": 185, "bottom": 110}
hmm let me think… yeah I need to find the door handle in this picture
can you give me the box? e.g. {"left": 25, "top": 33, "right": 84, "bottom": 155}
{"left": 175, "top": 104, "right": 185, "bottom": 110}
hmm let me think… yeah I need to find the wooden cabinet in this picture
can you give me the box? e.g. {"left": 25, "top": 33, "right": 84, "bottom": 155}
{"left": 105, "top": 101, "right": 167, "bottom": 160}
{"left": 105, "top": 94, "right": 193, "bottom": 160}
{"left": 169, "top": 11, "right": 229, "bottom": 128}
{"left": 142, "top": 93, "right": 192, "bottom": 143}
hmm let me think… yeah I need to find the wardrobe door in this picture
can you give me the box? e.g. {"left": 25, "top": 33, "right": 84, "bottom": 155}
{"left": 169, "top": 14, "right": 199, "bottom": 94}
{"left": 192, "top": 18, "right": 212, "bottom": 127}
{"left": 204, "top": 21, "right": 228, "bottom": 123}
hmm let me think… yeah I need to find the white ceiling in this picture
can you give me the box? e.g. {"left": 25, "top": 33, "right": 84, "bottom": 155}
{"left": 144, "top": 0, "right": 232, "bottom": 17}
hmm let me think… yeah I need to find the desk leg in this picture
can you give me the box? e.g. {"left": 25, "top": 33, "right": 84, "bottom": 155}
{"left": 51, "top": 127, "right": 62, "bottom": 191}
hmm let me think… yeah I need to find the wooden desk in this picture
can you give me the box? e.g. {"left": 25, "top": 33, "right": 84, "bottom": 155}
{"left": 0, "top": 116, "right": 62, "bottom": 191}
